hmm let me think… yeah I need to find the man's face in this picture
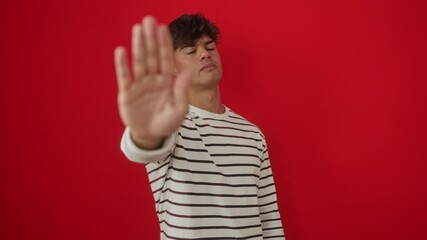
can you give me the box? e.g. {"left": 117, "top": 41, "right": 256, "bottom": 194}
{"left": 174, "top": 35, "right": 223, "bottom": 89}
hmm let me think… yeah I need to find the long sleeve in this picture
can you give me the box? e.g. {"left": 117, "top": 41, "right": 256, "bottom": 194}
{"left": 120, "top": 127, "right": 176, "bottom": 164}
{"left": 258, "top": 139, "right": 285, "bottom": 239}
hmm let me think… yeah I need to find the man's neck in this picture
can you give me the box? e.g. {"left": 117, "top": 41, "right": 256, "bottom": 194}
{"left": 189, "top": 85, "right": 224, "bottom": 114}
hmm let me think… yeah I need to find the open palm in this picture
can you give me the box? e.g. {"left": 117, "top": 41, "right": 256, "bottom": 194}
{"left": 114, "top": 16, "right": 191, "bottom": 149}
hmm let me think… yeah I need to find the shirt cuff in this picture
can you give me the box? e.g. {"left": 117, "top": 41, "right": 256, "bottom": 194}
{"left": 120, "top": 127, "right": 176, "bottom": 164}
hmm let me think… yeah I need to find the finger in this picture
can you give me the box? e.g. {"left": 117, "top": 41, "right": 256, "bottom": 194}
{"left": 158, "top": 25, "right": 174, "bottom": 78}
{"left": 173, "top": 69, "right": 192, "bottom": 113}
{"left": 114, "top": 46, "right": 132, "bottom": 91}
{"left": 132, "top": 24, "right": 146, "bottom": 80}
{"left": 142, "top": 16, "right": 159, "bottom": 74}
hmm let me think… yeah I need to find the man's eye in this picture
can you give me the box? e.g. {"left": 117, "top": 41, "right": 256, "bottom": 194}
{"left": 186, "top": 50, "right": 196, "bottom": 54}
{"left": 206, "top": 47, "right": 215, "bottom": 51}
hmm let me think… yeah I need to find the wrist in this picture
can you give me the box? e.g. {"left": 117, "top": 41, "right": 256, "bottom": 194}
{"left": 130, "top": 132, "right": 165, "bottom": 150}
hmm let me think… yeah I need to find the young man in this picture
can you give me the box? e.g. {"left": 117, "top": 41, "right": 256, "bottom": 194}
{"left": 114, "top": 14, "right": 285, "bottom": 239}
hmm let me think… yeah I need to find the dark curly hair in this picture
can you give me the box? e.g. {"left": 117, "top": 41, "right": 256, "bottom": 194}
{"left": 168, "top": 14, "right": 221, "bottom": 50}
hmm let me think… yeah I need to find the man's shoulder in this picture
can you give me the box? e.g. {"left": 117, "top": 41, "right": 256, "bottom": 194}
{"left": 226, "top": 107, "right": 263, "bottom": 133}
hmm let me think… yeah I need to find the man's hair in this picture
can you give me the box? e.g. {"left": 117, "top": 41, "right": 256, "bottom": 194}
{"left": 168, "top": 14, "right": 220, "bottom": 50}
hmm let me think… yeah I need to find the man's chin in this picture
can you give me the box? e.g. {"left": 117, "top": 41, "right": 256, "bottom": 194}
{"left": 191, "top": 77, "right": 221, "bottom": 89}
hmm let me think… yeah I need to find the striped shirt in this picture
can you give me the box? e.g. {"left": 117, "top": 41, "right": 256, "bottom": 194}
{"left": 121, "top": 105, "right": 285, "bottom": 239}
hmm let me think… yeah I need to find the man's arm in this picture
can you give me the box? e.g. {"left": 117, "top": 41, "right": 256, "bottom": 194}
{"left": 258, "top": 138, "right": 286, "bottom": 239}
{"left": 114, "top": 16, "right": 191, "bottom": 153}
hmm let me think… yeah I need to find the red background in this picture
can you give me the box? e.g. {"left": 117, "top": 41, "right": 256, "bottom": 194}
{"left": 2, "top": 0, "right": 427, "bottom": 239}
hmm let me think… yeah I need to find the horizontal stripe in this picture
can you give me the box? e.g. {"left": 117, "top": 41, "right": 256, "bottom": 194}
{"left": 260, "top": 173, "right": 273, "bottom": 180}
{"left": 161, "top": 231, "right": 263, "bottom": 240}
{"left": 201, "top": 117, "right": 255, "bottom": 127}
{"left": 259, "top": 182, "right": 275, "bottom": 190}
{"left": 164, "top": 177, "right": 258, "bottom": 188}
{"left": 263, "top": 226, "right": 284, "bottom": 231}
{"left": 178, "top": 132, "right": 203, "bottom": 141}
{"left": 210, "top": 153, "right": 260, "bottom": 159}
{"left": 169, "top": 166, "right": 259, "bottom": 178}
{"left": 157, "top": 199, "right": 259, "bottom": 208}
{"left": 173, "top": 155, "right": 214, "bottom": 164}
{"left": 215, "top": 162, "right": 260, "bottom": 168}
{"left": 260, "top": 209, "right": 280, "bottom": 216}
{"left": 228, "top": 115, "right": 247, "bottom": 121}
{"left": 259, "top": 200, "right": 277, "bottom": 208}
{"left": 160, "top": 188, "right": 258, "bottom": 198}
{"left": 261, "top": 217, "right": 282, "bottom": 223}
{"left": 176, "top": 144, "right": 209, "bottom": 153}
{"left": 181, "top": 124, "right": 198, "bottom": 130}
{"left": 149, "top": 172, "right": 167, "bottom": 185}
{"left": 264, "top": 235, "right": 286, "bottom": 239}
{"left": 199, "top": 133, "right": 262, "bottom": 142}
{"left": 259, "top": 191, "right": 276, "bottom": 199}
{"left": 260, "top": 165, "right": 271, "bottom": 172}
{"left": 205, "top": 143, "right": 263, "bottom": 152}
{"left": 159, "top": 209, "right": 260, "bottom": 219}
{"left": 147, "top": 158, "right": 170, "bottom": 175}
{"left": 160, "top": 219, "right": 261, "bottom": 230}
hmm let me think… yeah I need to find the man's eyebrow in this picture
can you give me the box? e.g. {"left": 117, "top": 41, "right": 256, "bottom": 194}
{"left": 179, "top": 40, "right": 215, "bottom": 50}
{"left": 203, "top": 40, "right": 215, "bottom": 45}
{"left": 179, "top": 45, "right": 196, "bottom": 50}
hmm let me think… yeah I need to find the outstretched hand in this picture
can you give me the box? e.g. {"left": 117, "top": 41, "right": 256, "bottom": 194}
{"left": 114, "top": 16, "right": 191, "bottom": 149}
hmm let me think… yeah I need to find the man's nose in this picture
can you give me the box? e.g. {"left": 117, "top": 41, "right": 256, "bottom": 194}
{"left": 199, "top": 48, "right": 211, "bottom": 61}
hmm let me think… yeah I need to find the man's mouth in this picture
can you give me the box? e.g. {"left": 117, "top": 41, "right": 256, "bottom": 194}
{"left": 200, "top": 63, "right": 216, "bottom": 71}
